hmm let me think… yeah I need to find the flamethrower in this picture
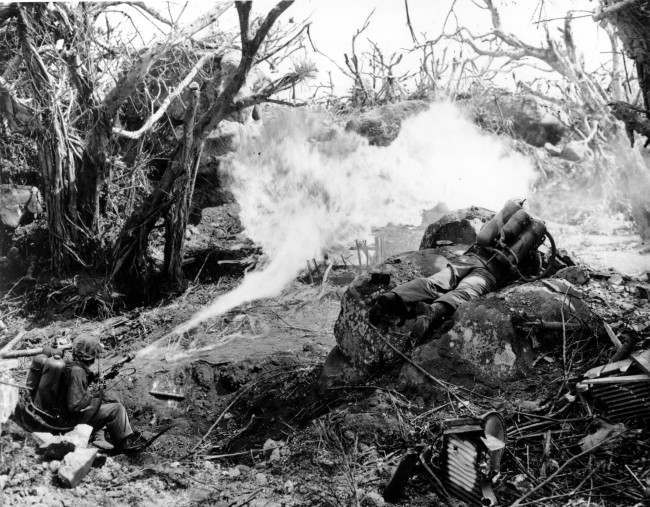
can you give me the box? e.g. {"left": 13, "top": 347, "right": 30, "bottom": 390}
{"left": 476, "top": 199, "right": 557, "bottom": 282}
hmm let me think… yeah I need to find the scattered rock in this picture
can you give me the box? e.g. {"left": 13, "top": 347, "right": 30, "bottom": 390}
{"left": 49, "top": 460, "right": 61, "bottom": 473}
{"left": 58, "top": 448, "right": 99, "bottom": 488}
{"left": 361, "top": 490, "right": 386, "bottom": 506}
{"left": 609, "top": 273, "right": 625, "bottom": 286}
{"left": 580, "top": 421, "right": 628, "bottom": 452}
{"left": 254, "top": 472, "right": 268, "bottom": 486}
{"left": 553, "top": 266, "right": 589, "bottom": 285}
{"left": 283, "top": 479, "right": 294, "bottom": 494}
{"left": 32, "top": 424, "right": 93, "bottom": 461}
{"left": 32, "top": 433, "right": 75, "bottom": 461}
{"left": 636, "top": 283, "right": 650, "bottom": 299}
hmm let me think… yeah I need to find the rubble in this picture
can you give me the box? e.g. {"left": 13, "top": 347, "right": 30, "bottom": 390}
{"left": 57, "top": 447, "right": 99, "bottom": 488}
{"left": 31, "top": 424, "right": 93, "bottom": 460}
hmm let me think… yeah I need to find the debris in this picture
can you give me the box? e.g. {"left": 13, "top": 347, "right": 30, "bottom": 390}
{"left": 579, "top": 421, "right": 627, "bottom": 452}
{"left": 31, "top": 424, "right": 92, "bottom": 460}
{"left": 254, "top": 472, "right": 268, "bottom": 486}
{"left": 552, "top": 265, "right": 589, "bottom": 285}
{"left": 58, "top": 447, "right": 99, "bottom": 487}
{"left": 283, "top": 479, "right": 294, "bottom": 494}
{"left": 361, "top": 490, "right": 386, "bottom": 506}
{"left": 578, "top": 349, "right": 650, "bottom": 425}
{"left": 636, "top": 283, "right": 650, "bottom": 299}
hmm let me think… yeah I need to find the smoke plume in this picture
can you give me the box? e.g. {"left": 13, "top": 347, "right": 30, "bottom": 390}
{"left": 173, "top": 102, "right": 535, "bottom": 334}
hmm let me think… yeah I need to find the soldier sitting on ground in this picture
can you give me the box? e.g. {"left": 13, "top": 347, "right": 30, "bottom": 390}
{"left": 369, "top": 199, "right": 554, "bottom": 341}
{"left": 26, "top": 336, "right": 145, "bottom": 452}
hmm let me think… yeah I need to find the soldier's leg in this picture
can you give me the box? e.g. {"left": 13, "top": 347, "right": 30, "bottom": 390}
{"left": 369, "top": 266, "right": 454, "bottom": 326}
{"left": 411, "top": 268, "right": 497, "bottom": 341}
{"left": 435, "top": 267, "right": 497, "bottom": 309}
{"left": 88, "top": 402, "right": 134, "bottom": 444}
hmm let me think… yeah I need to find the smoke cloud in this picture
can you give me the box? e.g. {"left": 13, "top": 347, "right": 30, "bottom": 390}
{"left": 173, "top": 102, "right": 535, "bottom": 334}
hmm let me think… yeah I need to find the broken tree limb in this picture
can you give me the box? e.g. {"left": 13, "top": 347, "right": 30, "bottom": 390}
{"left": 112, "top": 52, "right": 220, "bottom": 140}
{"left": 1, "top": 344, "right": 72, "bottom": 359}
{"left": 0, "top": 331, "right": 26, "bottom": 356}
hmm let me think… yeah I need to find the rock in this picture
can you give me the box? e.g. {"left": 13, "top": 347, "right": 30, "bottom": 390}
{"left": 636, "top": 283, "right": 650, "bottom": 299}
{"left": 361, "top": 491, "right": 386, "bottom": 506}
{"left": 254, "top": 472, "right": 268, "bottom": 486}
{"left": 63, "top": 424, "right": 93, "bottom": 448}
{"left": 419, "top": 206, "right": 494, "bottom": 249}
{"left": 269, "top": 448, "right": 281, "bottom": 462}
{"left": 461, "top": 91, "right": 566, "bottom": 147}
{"left": 345, "top": 100, "right": 429, "bottom": 146}
{"left": 49, "top": 460, "right": 61, "bottom": 473}
{"left": 58, "top": 448, "right": 98, "bottom": 488}
{"left": 32, "top": 433, "right": 75, "bottom": 461}
{"left": 559, "top": 141, "right": 590, "bottom": 162}
{"left": 609, "top": 273, "right": 625, "bottom": 286}
{"left": 552, "top": 266, "right": 589, "bottom": 285}
{"left": 32, "top": 424, "right": 93, "bottom": 461}
{"left": 334, "top": 248, "right": 472, "bottom": 370}
{"left": 399, "top": 279, "right": 603, "bottom": 395}
{"left": 284, "top": 480, "right": 294, "bottom": 494}
{"left": 317, "top": 346, "right": 365, "bottom": 391}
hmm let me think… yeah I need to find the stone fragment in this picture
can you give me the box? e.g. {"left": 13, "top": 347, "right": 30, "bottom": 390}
{"left": 636, "top": 283, "right": 650, "bottom": 299}
{"left": 609, "top": 273, "right": 625, "bottom": 286}
{"left": 32, "top": 424, "right": 93, "bottom": 461}
{"left": 58, "top": 448, "right": 99, "bottom": 488}
{"left": 254, "top": 472, "right": 268, "bottom": 486}
{"left": 63, "top": 424, "right": 93, "bottom": 449}
{"left": 361, "top": 491, "right": 386, "bottom": 506}
{"left": 553, "top": 266, "right": 589, "bottom": 285}
{"left": 284, "top": 480, "right": 294, "bottom": 494}
{"left": 32, "top": 433, "right": 75, "bottom": 461}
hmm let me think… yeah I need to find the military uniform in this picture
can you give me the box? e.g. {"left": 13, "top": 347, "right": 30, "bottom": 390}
{"left": 65, "top": 360, "right": 134, "bottom": 444}
{"left": 370, "top": 201, "right": 547, "bottom": 340}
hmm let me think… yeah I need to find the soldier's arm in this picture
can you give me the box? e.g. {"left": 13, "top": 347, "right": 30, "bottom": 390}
{"left": 66, "top": 366, "right": 100, "bottom": 414}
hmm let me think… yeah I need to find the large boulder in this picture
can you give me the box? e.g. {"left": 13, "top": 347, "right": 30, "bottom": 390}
{"left": 399, "top": 278, "right": 604, "bottom": 394}
{"left": 345, "top": 100, "right": 429, "bottom": 146}
{"left": 333, "top": 246, "right": 470, "bottom": 370}
{"left": 459, "top": 90, "right": 566, "bottom": 147}
{"left": 419, "top": 206, "right": 494, "bottom": 249}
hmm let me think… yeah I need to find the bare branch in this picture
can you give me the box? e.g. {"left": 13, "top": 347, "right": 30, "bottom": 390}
{"left": 196, "top": 0, "right": 294, "bottom": 137}
{"left": 594, "top": 0, "right": 642, "bottom": 21}
{"left": 112, "top": 51, "right": 221, "bottom": 140}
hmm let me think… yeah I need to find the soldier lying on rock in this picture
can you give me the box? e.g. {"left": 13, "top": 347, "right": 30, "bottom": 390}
{"left": 25, "top": 336, "right": 146, "bottom": 453}
{"left": 369, "top": 199, "right": 554, "bottom": 341}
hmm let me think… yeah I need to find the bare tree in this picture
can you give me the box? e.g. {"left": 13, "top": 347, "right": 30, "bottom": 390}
{"left": 110, "top": 1, "right": 310, "bottom": 294}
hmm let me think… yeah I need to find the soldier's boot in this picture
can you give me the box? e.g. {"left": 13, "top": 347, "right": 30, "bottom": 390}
{"left": 115, "top": 431, "right": 148, "bottom": 453}
{"left": 369, "top": 292, "right": 409, "bottom": 327}
{"left": 411, "top": 302, "right": 452, "bottom": 342}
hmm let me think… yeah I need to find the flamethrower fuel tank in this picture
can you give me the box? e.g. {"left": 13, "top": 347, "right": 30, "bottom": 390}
{"left": 476, "top": 199, "right": 523, "bottom": 247}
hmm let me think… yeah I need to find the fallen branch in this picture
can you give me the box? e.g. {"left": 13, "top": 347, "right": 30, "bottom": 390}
{"left": 510, "top": 433, "right": 622, "bottom": 506}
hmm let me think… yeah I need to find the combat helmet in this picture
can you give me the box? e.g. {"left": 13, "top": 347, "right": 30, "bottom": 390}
{"left": 72, "top": 336, "right": 103, "bottom": 362}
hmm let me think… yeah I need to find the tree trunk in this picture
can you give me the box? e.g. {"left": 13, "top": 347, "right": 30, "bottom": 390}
{"left": 602, "top": 1, "right": 650, "bottom": 112}
{"left": 36, "top": 106, "right": 80, "bottom": 271}
{"left": 163, "top": 85, "right": 202, "bottom": 290}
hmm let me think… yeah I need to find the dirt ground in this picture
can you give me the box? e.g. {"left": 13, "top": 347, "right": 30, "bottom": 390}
{"left": 1, "top": 205, "right": 650, "bottom": 506}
